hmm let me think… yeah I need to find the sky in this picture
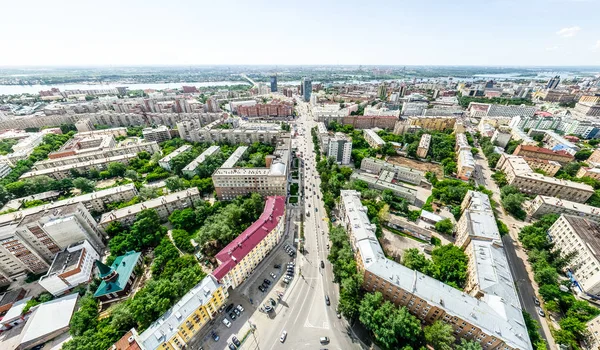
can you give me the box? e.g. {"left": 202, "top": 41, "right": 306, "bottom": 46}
{"left": 1, "top": 0, "right": 599, "bottom": 66}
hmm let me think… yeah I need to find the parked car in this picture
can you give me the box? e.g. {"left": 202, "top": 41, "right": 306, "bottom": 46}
{"left": 321, "top": 260, "right": 325, "bottom": 268}
{"left": 264, "top": 279, "right": 271, "bottom": 285}
{"left": 258, "top": 285, "right": 266, "bottom": 292}
{"left": 325, "top": 295, "right": 330, "bottom": 306}
{"left": 270, "top": 272, "right": 277, "bottom": 279}
{"left": 233, "top": 308, "right": 241, "bottom": 316}
{"left": 232, "top": 336, "right": 241, "bottom": 346}
{"left": 538, "top": 309, "right": 546, "bottom": 317}
{"left": 225, "top": 303, "right": 235, "bottom": 312}
{"left": 269, "top": 298, "right": 277, "bottom": 306}
{"left": 222, "top": 318, "right": 232, "bottom": 328}
{"left": 228, "top": 343, "right": 237, "bottom": 350}
{"left": 237, "top": 305, "right": 244, "bottom": 313}
{"left": 534, "top": 297, "right": 540, "bottom": 306}
{"left": 229, "top": 312, "right": 236, "bottom": 320}
{"left": 211, "top": 331, "right": 220, "bottom": 342}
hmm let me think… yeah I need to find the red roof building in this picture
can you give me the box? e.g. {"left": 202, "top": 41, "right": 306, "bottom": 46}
{"left": 212, "top": 196, "right": 286, "bottom": 289}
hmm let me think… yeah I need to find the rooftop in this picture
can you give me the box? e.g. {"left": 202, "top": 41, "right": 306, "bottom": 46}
{"left": 363, "top": 129, "right": 385, "bottom": 145}
{"left": 221, "top": 146, "right": 248, "bottom": 168}
{"left": 531, "top": 195, "right": 600, "bottom": 217}
{"left": 19, "top": 292, "right": 79, "bottom": 346}
{"left": 94, "top": 251, "right": 141, "bottom": 297}
{"left": 2, "top": 297, "right": 32, "bottom": 324}
{"left": 350, "top": 172, "right": 417, "bottom": 198}
{"left": 362, "top": 157, "right": 425, "bottom": 176}
{"left": 418, "top": 134, "right": 431, "bottom": 148}
{"left": 459, "top": 149, "right": 475, "bottom": 167}
{"left": 560, "top": 215, "right": 600, "bottom": 262}
{"left": 159, "top": 145, "right": 192, "bottom": 164}
{"left": 139, "top": 275, "right": 221, "bottom": 349}
{"left": 516, "top": 145, "right": 574, "bottom": 159}
{"left": 20, "top": 153, "right": 138, "bottom": 179}
{"left": 212, "top": 196, "right": 285, "bottom": 280}
{"left": 182, "top": 145, "right": 220, "bottom": 173}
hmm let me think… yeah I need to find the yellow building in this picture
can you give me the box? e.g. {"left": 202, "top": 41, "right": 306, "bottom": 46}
{"left": 408, "top": 116, "right": 456, "bottom": 131}
{"left": 138, "top": 275, "right": 227, "bottom": 349}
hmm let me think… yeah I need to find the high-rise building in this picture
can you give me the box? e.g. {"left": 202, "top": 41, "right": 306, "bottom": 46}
{"left": 302, "top": 77, "right": 312, "bottom": 102}
{"left": 377, "top": 83, "right": 387, "bottom": 100}
{"left": 484, "top": 80, "right": 494, "bottom": 89}
{"left": 327, "top": 132, "right": 352, "bottom": 165}
{"left": 546, "top": 75, "right": 560, "bottom": 89}
{"left": 399, "top": 85, "right": 407, "bottom": 97}
{"left": 270, "top": 75, "right": 277, "bottom": 92}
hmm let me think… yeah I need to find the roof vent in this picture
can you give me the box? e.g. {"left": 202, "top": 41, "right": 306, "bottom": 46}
{"left": 127, "top": 336, "right": 135, "bottom": 344}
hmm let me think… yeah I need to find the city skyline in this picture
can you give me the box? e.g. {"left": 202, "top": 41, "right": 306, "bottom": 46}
{"left": 2, "top": 0, "right": 599, "bottom": 66}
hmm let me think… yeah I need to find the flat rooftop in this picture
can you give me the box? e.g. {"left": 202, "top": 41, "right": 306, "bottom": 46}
{"left": 562, "top": 215, "right": 600, "bottom": 262}
{"left": 532, "top": 195, "right": 600, "bottom": 217}
{"left": 20, "top": 153, "right": 138, "bottom": 178}
{"left": 159, "top": 145, "right": 192, "bottom": 163}
{"left": 182, "top": 145, "right": 220, "bottom": 173}
{"left": 221, "top": 146, "right": 248, "bottom": 168}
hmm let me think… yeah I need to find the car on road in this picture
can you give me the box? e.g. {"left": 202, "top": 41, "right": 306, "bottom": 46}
{"left": 538, "top": 309, "right": 546, "bottom": 317}
{"left": 232, "top": 336, "right": 241, "bottom": 346}
{"left": 534, "top": 297, "right": 540, "bottom": 306}
{"left": 274, "top": 264, "right": 281, "bottom": 268}
{"left": 280, "top": 330, "right": 288, "bottom": 343}
{"left": 270, "top": 272, "right": 277, "bottom": 279}
{"left": 321, "top": 260, "right": 325, "bottom": 268}
{"left": 258, "top": 285, "right": 266, "bottom": 292}
{"left": 325, "top": 295, "right": 330, "bottom": 305}
{"left": 222, "top": 318, "right": 232, "bottom": 328}
{"left": 211, "top": 331, "right": 220, "bottom": 342}
{"left": 320, "top": 336, "right": 330, "bottom": 344}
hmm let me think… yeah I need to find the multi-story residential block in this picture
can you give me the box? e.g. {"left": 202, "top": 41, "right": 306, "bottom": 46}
{"left": 212, "top": 196, "right": 285, "bottom": 289}
{"left": 509, "top": 115, "right": 562, "bottom": 131}
{"left": 0, "top": 163, "right": 11, "bottom": 179}
{"left": 237, "top": 102, "right": 293, "bottom": 117}
{"left": 98, "top": 188, "right": 201, "bottom": 231}
{"left": 326, "top": 132, "right": 352, "bottom": 165}
{"left": 588, "top": 149, "right": 600, "bottom": 164}
{"left": 363, "top": 129, "right": 385, "bottom": 149}
{"left": 455, "top": 191, "right": 499, "bottom": 248}
{"left": 182, "top": 145, "right": 220, "bottom": 178}
{"left": 549, "top": 215, "right": 600, "bottom": 296}
{"left": 33, "top": 141, "right": 159, "bottom": 170}
{"left": 75, "top": 118, "right": 94, "bottom": 132}
{"left": 416, "top": 134, "right": 431, "bottom": 158}
{"left": 48, "top": 134, "right": 116, "bottom": 159}
{"left": 350, "top": 172, "right": 417, "bottom": 204}
{"left": 467, "top": 102, "right": 537, "bottom": 118}
{"left": 457, "top": 149, "right": 475, "bottom": 180}
{"left": 20, "top": 153, "right": 138, "bottom": 180}
{"left": 522, "top": 157, "right": 561, "bottom": 176}
{"left": 535, "top": 89, "right": 576, "bottom": 103}
{"left": 338, "top": 190, "right": 531, "bottom": 350}
{"left": 576, "top": 167, "right": 600, "bottom": 180}
{"left": 401, "top": 101, "right": 428, "bottom": 116}
{"left": 316, "top": 122, "right": 330, "bottom": 151}
{"left": 455, "top": 133, "right": 471, "bottom": 152}
{"left": 510, "top": 128, "right": 537, "bottom": 146}
{"left": 497, "top": 154, "right": 594, "bottom": 203}
{"left": 360, "top": 157, "right": 425, "bottom": 186}
{"left": 0, "top": 202, "right": 104, "bottom": 285}
{"left": 525, "top": 195, "right": 600, "bottom": 221}
{"left": 76, "top": 127, "right": 128, "bottom": 138}
{"left": 158, "top": 145, "right": 192, "bottom": 171}
{"left": 38, "top": 240, "right": 100, "bottom": 297}
{"left": 574, "top": 94, "right": 600, "bottom": 117}
{"left": 513, "top": 144, "right": 574, "bottom": 164}
{"left": 138, "top": 275, "right": 227, "bottom": 349}
{"left": 94, "top": 251, "right": 142, "bottom": 304}
{"left": 409, "top": 116, "right": 456, "bottom": 131}
{"left": 142, "top": 125, "right": 171, "bottom": 143}
{"left": 213, "top": 143, "right": 289, "bottom": 200}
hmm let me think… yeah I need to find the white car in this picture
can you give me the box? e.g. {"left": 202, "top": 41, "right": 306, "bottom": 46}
{"left": 222, "top": 318, "right": 232, "bottom": 328}
{"left": 280, "top": 330, "right": 288, "bottom": 343}
{"left": 237, "top": 304, "right": 245, "bottom": 313}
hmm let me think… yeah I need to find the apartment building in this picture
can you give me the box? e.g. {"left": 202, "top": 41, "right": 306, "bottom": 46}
{"left": 363, "top": 129, "right": 385, "bottom": 149}
{"left": 525, "top": 195, "right": 600, "bottom": 221}
{"left": 237, "top": 102, "right": 293, "bottom": 117}
{"left": 76, "top": 127, "right": 128, "bottom": 138}
{"left": 497, "top": 154, "right": 594, "bottom": 203}
{"left": 48, "top": 134, "right": 116, "bottom": 159}
{"left": 455, "top": 133, "right": 471, "bottom": 152}
{"left": 326, "top": 132, "right": 352, "bottom": 165}
{"left": 34, "top": 141, "right": 159, "bottom": 170}
{"left": 549, "top": 215, "right": 600, "bottom": 296}
{"left": 457, "top": 149, "right": 475, "bottom": 180}
{"left": 513, "top": 144, "right": 574, "bottom": 164}
{"left": 20, "top": 153, "right": 138, "bottom": 180}
{"left": 213, "top": 145, "right": 289, "bottom": 200}
{"left": 510, "top": 128, "right": 537, "bottom": 146}
{"left": 316, "top": 122, "right": 330, "bottom": 151}
{"left": 468, "top": 102, "right": 537, "bottom": 118}
{"left": 576, "top": 167, "right": 600, "bottom": 180}
{"left": 455, "top": 191, "right": 499, "bottom": 248}
{"left": 212, "top": 196, "right": 285, "bottom": 289}
{"left": 401, "top": 101, "right": 428, "bottom": 116}
{"left": 75, "top": 119, "right": 94, "bottom": 132}
{"left": 416, "top": 134, "right": 431, "bottom": 158}
{"left": 98, "top": 188, "right": 201, "bottom": 231}
{"left": 350, "top": 172, "right": 417, "bottom": 204}
{"left": 182, "top": 145, "right": 220, "bottom": 178}
{"left": 0, "top": 163, "right": 11, "bottom": 179}
{"left": 409, "top": 116, "right": 456, "bottom": 131}
{"left": 0, "top": 202, "right": 104, "bottom": 285}
{"left": 543, "top": 131, "right": 580, "bottom": 154}
{"left": 38, "top": 240, "right": 99, "bottom": 296}
{"left": 142, "top": 125, "right": 172, "bottom": 143}
{"left": 360, "top": 157, "right": 425, "bottom": 186}
{"left": 588, "top": 149, "right": 600, "bottom": 164}
{"left": 509, "top": 115, "right": 562, "bottom": 131}
{"left": 339, "top": 190, "right": 531, "bottom": 350}
{"left": 523, "top": 157, "right": 561, "bottom": 177}
{"left": 158, "top": 145, "right": 192, "bottom": 171}
{"left": 138, "top": 275, "right": 227, "bottom": 350}
{"left": 574, "top": 95, "right": 600, "bottom": 117}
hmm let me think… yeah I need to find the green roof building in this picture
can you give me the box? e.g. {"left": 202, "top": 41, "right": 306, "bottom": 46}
{"left": 94, "top": 251, "right": 142, "bottom": 304}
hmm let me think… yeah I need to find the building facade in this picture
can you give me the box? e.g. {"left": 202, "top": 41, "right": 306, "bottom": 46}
{"left": 525, "top": 195, "right": 600, "bottom": 221}
{"left": 326, "top": 132, "right": 352, "bottom": 165}
{"left": 363, "top": 129, "right": 385, "bottom": 149}
{"left": 513, "top": 144, "right": 574, "bottom": 165}
{"left": 142, "top": 125, "right": 172, "bottom": 143}
{"left": 360, "top": 157, "right": 425, "bottom": 186}
{"left": 158, "top": 145, "right": 192, "bottom": 171}
{"left": 416, "top": 134, "right": 431, "bottom": 158}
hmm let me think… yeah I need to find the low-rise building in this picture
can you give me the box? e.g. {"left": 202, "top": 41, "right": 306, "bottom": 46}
{"left": 455, "top": 133, "right": 471, "bottom": 152}
{"left": 549, "top": 215, "right": 600, "bottom": 296}
{"left": 586, "top": 314, "right": 600, "bottom": 350}
{"left": 588, "top": 149, "right": 600, "bottom": 164}
{"left": 525, "top": 195, "right": 600, "bottom": 221}
{"left": 38, "top": 240, "right": 100, "bottom": 297}
{"left": 1, "top": 295, "right": 31, "bottom": 329}
{"left": 497, "top": 154, "right": 594, "bottom": 203}
{"left": 350, "top": 171, "right": 417, "bottom": 204}
{"left": 339, "top": 190, "right": 531, "bottom": 350}
{"left": 510, "top": 128, "right": 537, "bottom": 146}
{"left": 326, "top": 132, "right": 352, "bottom": 165}
{"left": 49, "top": 134, "right": 116, "bottom": 159}
{"left": 416, "top": 134, "right": 431, "bottom": 158}
{"left": 457, "top": 149, "right": 475, "bottom": 180}
{"left": 577, "top": 167, "right": 600, "bottom": 180}
{"left": 543, "top": 130, "right": 580, "bottom": 154}
{"left": 360, "top": 157, "right": 425, "bottom": 185}
{"left": 138, "top": 275, "right": 227, "bottom": 350}
{"left": 513, "top": 144, "right": 574, "bottom": 165}
{"left": 182, "top": 145, "right": 220, "bottom": 178}
{"left": 316, "top": 122, "right": 329, "bottom": 150}
{"left": 386, "top": 214, "right": 434, "bottom": 241}
{"left": 94, "top": 251, "right": 142, "bottom": 304}
{"left": 158, "top": 145, "right": 192, "bottom": 171}
{"left": 363, "top": 129, "right": 385, "bottom": 149}
{"left": 98, "top": 188, "right": 201, "bottom": 230}
{"left": 456, "top": 191, "right": 499, "bottom": 248}
{"left": 212, "top": 196, "right": 286, "bottom": 289}
{"left": 142, "top": 125, "right": 172, "bottom": 143}
{"left": 490, "top": 128, "right": 512, "bottom": 148}
{"left": 0, "top": 288, "right": 26, "bottom": 316}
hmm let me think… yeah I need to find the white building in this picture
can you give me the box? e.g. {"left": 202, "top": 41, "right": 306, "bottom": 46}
{"left": 75, "top": 118, "right": 95, "bottom": 132}
{"left": 359, "top": 157, "right": 425, "bottom": 185}
{"left": 182, "top": 145, "right": 220, "bottom": 178}
{"left": 0, "top": 163, "right": 11, "bottom": 179}
{"left": 363, "top": 129, "right": 385, "bottom": 149}
{"left": 142, "top": 125, "right": 171, "bottom": 143}
{"left": 158, "top": 145, "right": 192, "bottom": 171}
{"left": 327, "top": 132, "right": 352, "bottom": 165}
{"left": 38, "top": 240, "right": 100, "bottom": 296}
